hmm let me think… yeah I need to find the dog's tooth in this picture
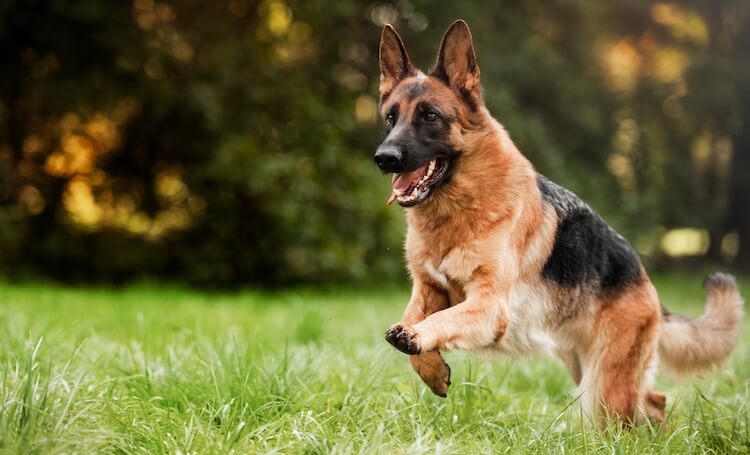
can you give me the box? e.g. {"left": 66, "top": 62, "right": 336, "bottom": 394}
{"left": 425, "top": 160, "right": 435, "bottom": 179}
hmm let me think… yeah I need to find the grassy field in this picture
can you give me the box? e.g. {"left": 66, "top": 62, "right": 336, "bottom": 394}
{"left": 0, "top": 275, "right": 748, "bottom": 454}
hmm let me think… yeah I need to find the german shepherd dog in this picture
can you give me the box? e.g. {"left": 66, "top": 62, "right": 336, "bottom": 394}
{"left": 375, "top": 20, "right": 744, "bottom": 425}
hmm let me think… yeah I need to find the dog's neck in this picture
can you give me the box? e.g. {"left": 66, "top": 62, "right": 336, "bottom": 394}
{"left": 406, "top": 111, "right": 539, "bottom": 237}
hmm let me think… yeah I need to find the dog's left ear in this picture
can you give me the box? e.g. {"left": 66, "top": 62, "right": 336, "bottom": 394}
{"left": 432, "top": 20, "right": 481, "bottom": 105}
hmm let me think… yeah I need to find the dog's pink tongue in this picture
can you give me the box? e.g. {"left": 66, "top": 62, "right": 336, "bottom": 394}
{"left": 392, "top": 165, "right": 427, "bottom": 192}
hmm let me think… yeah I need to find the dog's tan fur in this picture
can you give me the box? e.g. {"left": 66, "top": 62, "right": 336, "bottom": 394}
{"left": 378, "top": 20, "right": 744, "bottom": 425}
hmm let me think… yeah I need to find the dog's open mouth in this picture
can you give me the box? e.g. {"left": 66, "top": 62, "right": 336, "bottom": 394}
{"left": 387, "top": 158, "right": 450, "bottom": 207}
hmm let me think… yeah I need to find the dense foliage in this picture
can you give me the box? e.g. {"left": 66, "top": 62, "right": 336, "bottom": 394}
{"left": 1, "top": 0, "right": 748, "bottom": 284}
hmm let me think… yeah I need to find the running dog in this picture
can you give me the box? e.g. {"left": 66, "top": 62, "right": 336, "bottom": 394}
{"left": 375, "top": 19, "right": 744, "bottom": 424}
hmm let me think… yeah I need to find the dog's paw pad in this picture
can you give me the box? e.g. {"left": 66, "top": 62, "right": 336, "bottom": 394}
{"left": 385, "top": 325, "right": 421, "bottom": 355}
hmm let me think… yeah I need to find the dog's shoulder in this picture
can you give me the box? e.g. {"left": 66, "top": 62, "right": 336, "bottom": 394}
{"left": 536, "top": 174, "right": 643, "bottom": 293}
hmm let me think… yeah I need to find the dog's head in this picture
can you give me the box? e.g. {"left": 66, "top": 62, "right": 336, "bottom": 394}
{"left": 374, "top": 20, "right": 484, "bottom": 207}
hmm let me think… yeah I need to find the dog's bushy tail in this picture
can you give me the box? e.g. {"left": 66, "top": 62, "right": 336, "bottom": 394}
{"left": 658, "top": 273, "right": 744, "bottom": 376}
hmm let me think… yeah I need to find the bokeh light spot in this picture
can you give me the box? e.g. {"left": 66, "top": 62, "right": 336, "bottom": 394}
{"left": 660, "top": 228, "right": 709, "bottom": 257}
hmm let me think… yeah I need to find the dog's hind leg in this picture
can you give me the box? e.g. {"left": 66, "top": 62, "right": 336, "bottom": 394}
{"left": 386, "top": 280, "right": 452, "bottom": 396}
{"left": 578, "top": 282, "right": 661, "bottom": 426}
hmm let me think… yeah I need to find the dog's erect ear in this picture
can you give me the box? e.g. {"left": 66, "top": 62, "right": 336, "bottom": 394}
{"left": 432, "top": 20, "right": 481, "bottom": 105}
{"left": 379, "top": 24, "right": 414, "bottom": 100}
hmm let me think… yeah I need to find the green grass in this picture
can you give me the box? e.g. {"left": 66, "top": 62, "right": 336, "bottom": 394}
{"left": 0, "top": 275, "right": 748, "bottom": 454}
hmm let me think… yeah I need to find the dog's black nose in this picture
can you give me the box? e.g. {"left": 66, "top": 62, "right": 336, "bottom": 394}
{"left": 374, "top": 146, "right": 403, "bottom": 172}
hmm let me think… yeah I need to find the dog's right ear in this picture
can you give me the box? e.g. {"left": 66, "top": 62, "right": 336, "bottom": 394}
{"left": 379, "top": 25, "right": 414, "bottom": 101}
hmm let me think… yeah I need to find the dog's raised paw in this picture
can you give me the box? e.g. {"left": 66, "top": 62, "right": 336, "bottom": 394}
{"left": 410, "top": 351, "right": 451, "bottom": 397}
{"left": 385, "top": 324, "right": 421, "bottom": 355}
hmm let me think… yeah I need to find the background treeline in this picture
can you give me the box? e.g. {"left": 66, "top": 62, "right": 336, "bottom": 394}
{"left": 1, "top": 0, "right": 748, "bottom": 285}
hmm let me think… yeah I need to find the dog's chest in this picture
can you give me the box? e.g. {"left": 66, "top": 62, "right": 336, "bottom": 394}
{"left": 424, "top": 258, "right": 466, "bottom": 306}
{"left": 424, "top": 259, "right": 450, "bottom": 288}
{"left": 422, "top": 246, "right": 481, "bottom": 288}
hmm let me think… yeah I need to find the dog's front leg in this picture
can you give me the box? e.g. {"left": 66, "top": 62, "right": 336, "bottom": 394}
{"left": 387, "top": 271, "right": 509, "bottom": 353}
{"left": 385, "top": 279, "right": 452, "bottom": 396}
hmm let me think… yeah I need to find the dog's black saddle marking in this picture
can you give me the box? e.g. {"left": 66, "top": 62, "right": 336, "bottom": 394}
{"left": 537, "top": 175, "right": 642, "bottom": 293}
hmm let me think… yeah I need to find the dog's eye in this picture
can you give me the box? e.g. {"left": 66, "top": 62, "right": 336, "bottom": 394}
{"left": 385, "top": 113, "right": 395, "bottom": 127}
{"left": 423, "top": 111, "right": 438, "bottom": 122}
